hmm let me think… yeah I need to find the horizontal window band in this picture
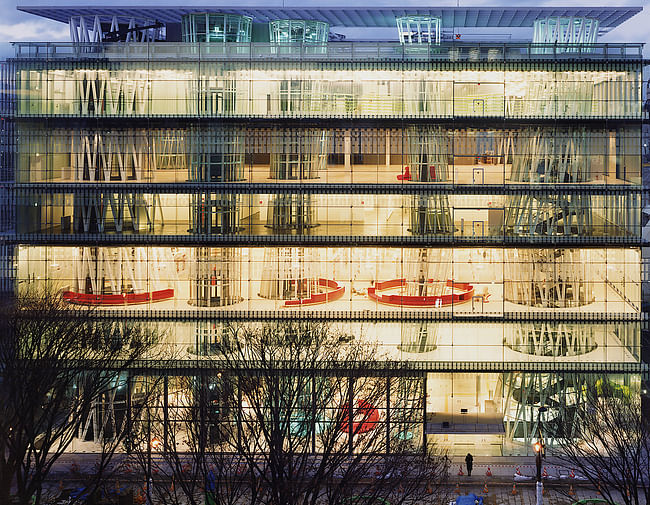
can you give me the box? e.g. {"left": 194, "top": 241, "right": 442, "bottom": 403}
{"left": 99, "top": 359, "right": 650, "bottom": 378}
{"left": 6, "top": 116, "right": 644, "bottom": 128}
{"left": 66, "top": 308, "right": 646, "bottom": 323}
{"left": 9, "top": 234, "right": 645, "bottom": 248}
{"left": 12, "top": 183, "right": 644, "bottom": 196}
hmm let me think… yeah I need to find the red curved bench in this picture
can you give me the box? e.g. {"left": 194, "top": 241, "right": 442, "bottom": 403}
{"left": 63, "top": 288, "right": 174, "bottom": 306}
{"left": 368, "top": 279, "right": 473, "bottom": 307}
{"left": 340, "top": 399, "right": 380, "bottom": 434}
{"left": 284, "top": 278, "right": 345, "bottom": 307}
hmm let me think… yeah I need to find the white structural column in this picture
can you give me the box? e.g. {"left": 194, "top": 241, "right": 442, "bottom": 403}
{"left": 73, "top": 129, "right": 152, "bottom": 182}
{"left": 396, "top": 15, "right": 442, "bottom": 45}
{"left": 72, "top": 246, "right": 176, "bottom": 296}
{"left": 532, "top": 16, "right": 599, "bottom": 52}
{"left": 504, "top": 249, "right": 595, "bottom": 309}
{"left": 385, "top": 129, "right": 391, "bottom": 168}
{"left": 399, "top": 248, "right": 451, "bottom": 353}
{"left": 505, "top": 127, "right": 593, "bottom": 237}
{"left": 69, "top": 15, "right": 164, "bottom": 43}
{"left": 73, "top": 70, "right": 150, "bottom": 117}
{"left": 344, "top": 130, "right": 351, "bottom": 169}
{"left": 504, "top": 322, "right": 597, "bottom": 357}
{"left": 71, "top": 129, "right": 162, "bottom": 233}
{"left": 259, "top": 247, "right": 319, "bottom": 301}
{"left": 73, "top": 193, "right": 162, "bottom": 233}
{"left": 406, "top": 126, "right": 453, "bottom": 235}
{"left": 503, "top": 372, "right": 590, "bottom": 449}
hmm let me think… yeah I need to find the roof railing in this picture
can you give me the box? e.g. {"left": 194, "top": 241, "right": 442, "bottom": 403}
{"left": 11, "top": 41, "right": 644, "bottom": 61}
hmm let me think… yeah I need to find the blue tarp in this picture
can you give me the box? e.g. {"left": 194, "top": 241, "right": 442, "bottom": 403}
{"left": 456, "top": 493, "right": 484, "bottom": 505}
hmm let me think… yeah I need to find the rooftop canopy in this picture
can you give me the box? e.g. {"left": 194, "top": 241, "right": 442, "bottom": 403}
{"left": 16, "top": 2, "right": 642, "bottom": 33}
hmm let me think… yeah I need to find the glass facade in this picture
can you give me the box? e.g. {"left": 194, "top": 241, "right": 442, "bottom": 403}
{"left": 1, "top": 13, "right": 645, "bottom": 457}
{"left": 13, "top": 63, "right": 641, "bottom": 119}
{"left": 181, "top": 13, "right": 252, "bottom": 43}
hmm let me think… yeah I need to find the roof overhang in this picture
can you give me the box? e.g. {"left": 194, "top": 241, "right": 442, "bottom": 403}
{"left": 16, "top": 3, "right": 643, "bottom": 32}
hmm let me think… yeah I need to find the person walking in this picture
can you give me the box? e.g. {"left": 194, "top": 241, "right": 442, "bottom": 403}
{"left": 465, "top": 453, "right": 474, "bottom": 476}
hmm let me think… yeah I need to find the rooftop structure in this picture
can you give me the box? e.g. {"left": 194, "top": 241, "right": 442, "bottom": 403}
{"left": 16, "top": 3, "right": 642, "bottom": 31}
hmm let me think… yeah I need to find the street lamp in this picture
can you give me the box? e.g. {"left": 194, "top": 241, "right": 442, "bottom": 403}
{"left": 533, "top": 406, "right": 547, "bottom": 505}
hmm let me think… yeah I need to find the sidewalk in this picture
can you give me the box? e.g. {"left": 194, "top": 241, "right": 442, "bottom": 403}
{"left": 448, "top": 456, "right": 585, "bottom": 484}
{"left": 448, "top": 483, "right": 611, "bottom": 505}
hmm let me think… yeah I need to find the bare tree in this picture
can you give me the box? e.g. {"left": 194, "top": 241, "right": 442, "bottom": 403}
{"left": 548, "top": 378, "right": 650, "bottom": 505}
{"left": 132, "top": 322, "right": 449, "bottom": 505}
{"left": 0, "top": 288, "right": 163, "bottom": 505}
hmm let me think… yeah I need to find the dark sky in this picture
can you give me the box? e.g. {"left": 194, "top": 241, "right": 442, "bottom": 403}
{"left": 1, "top": 0, "right": 649, "bottom": 59}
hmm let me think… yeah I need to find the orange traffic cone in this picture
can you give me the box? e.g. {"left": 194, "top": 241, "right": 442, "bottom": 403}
{"left": 511, "top": 483, "right": 517, "bottom": 495}
{"left": 543, "top": 466, "right": 548, "bottom": 479}
{"left": 485, "top": 466, "right": 492, "bottom": 477}
{"left": 455, "top": 482, "right": 460, "bottom": 494}
{"left": 569, "top": 485, "right": 576, "bottom": 497}
{"left": 483, "top": 482, "right": 488, "bottom": 494}
{"left": 458, "top": 465, "right": 464, "bottom": 476}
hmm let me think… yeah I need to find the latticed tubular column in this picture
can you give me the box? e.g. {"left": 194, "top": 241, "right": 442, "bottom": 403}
{"left": 73, "top": 193, "right": 162, "bottom": 233}
{"left": 153, "top": 129, "right": 188, "bottom": 170}
{"left": 190, "top": 248, "right": 242, "bottom": 307}
{"left": 502, "top": 372, "right": 591, "bottom": 449}
{"left": 398, "top": 249, "right": 449, "bottom": 353}
{"left": 396, "top": 15, "right": 442, "bottom": 45}
{"left": 189, "top": 126, "right": 243, "bottom": 235}
{"left": 269, "top": 19, "right": 329, "bottom": 55}
{"left": 266, "top": 194, "right": 317, "bottom": 232}
{"left": 259, "top": 247, "right": 319, "bottom": 301}
{"left": 68, "top": 246, "right": 176, "bottom": 300}
{"left": 74, "top": 70, "right": 150, "bottom": 116}
{"left": 78, "top": 370, "right": 129, "bottom": 443}
{"left": 193, "top": 321, "right": 236, "bottom": 356}
{"left": 190, "top": 193, "right": 240, "bottom": 234}
{"left": 399, "top": 322, "right": 439, "bottom": 353}
{"left": 504, "top": 249, "right": 594, "bottom": 308}
{"left": 390, "top": 377, "right": 425, "bottom": 447}
{"left": 267, "top": 129, "right": 328, "bottom": 232}
{"left": 181, "top": 13, "right": 252, "bottom": 43}
{"left": 269, "top": 128, "right": 328, "bottom": 180}
{"left": 505, "top": 128, "right": 593, "bottom": 237}
{"left": 189, "top": 126, "right": 244, "bottom": 182}
{"left": 504, "top": 322, "right": 597, "bottom": 357}
{"left": 72, "top": 129, "right": 152, "bottom": 181}
{"left": 403, "top": 248, "right": 451, "bottom": 298}
{"left": 532, "top": 16, "right": 599, "bottom": 52}
{"left": 406, "top": 126, "right": 453, "bottom": 235}
{"left": 71, "top": 129, "right": 161, "bottom": 233}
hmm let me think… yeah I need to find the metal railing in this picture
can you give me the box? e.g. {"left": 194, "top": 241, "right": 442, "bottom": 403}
{"left": 12, "top": 41, "right": 645, "bottom": 62}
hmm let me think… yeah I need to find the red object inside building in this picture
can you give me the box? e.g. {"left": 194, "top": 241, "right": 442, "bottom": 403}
{"left": 339, "top": 399, "right": 380, "bottom": 434}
